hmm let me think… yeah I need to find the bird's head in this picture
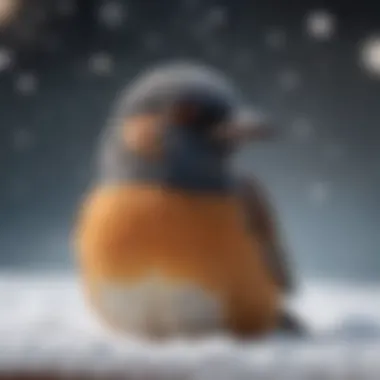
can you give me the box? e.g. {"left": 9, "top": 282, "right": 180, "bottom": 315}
{"left": 99, "top": 62, "right": 274, "bottom": 192}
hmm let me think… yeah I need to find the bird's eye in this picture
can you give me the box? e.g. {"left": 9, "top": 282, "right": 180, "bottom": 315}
{"left": 167, "top": 101, "right": 200, "bottom": 127}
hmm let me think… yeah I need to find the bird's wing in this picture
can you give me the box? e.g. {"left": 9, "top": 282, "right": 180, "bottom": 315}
{"left": 236, "top": 176, "right": 295, "bottom": 294}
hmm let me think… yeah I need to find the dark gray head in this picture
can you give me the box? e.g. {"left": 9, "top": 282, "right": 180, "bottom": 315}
{"left": 98, "top": 62, "right": 274, "bottom": 193}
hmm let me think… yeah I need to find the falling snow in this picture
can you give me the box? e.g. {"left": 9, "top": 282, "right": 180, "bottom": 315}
{"left": 290, "top": 118, "right": 314, "bottom": 142}
{"left": 205, "top": 6, "right": 228, "bottom": 30}
{"left": 309, "top": 181, "right": 330, "bottom": 205}
{"left": 88, "top": 52, "right": 114, "bottom": 76}
{"left": 0, "top": 0, "right": 379, "bottom": 320}
{"left": 194, "top": 6, "right": 228, "bottom": 38}
{"left": 97, "top": 1, "right": 126, "bottom": 29}
{"left": 360, "top": 36, "right": 380, "bottom": 78}
{"left": 265, "top": 29, "right": 287, "bottom": 50}
{"left": 305, "top": 10, "right": 336, "bottom": 41}
{"left": 14, "top": 73, "right": 38, "bottom": 95}
{"left": 278, "top": 69, "right": 301, "bottom": 91}
{"left": 0, "top": 47, "right": 12, "bottom": 72}
{"left": 234, "top": 107, "right": 267, "bottom": 127}
{"left": 12, "top": 128, "right": 35, "bottom": 152}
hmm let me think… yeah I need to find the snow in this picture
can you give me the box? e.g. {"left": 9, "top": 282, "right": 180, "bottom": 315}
{"left": 265, "top": 29, "right": 287, "bottom": 50}
{"left": 279, "top": 69, "right": 302, "bottom": 91}
{"left": 309, "top": 181, "right": 331, "bottom": 205}
{"left": 14, "top": 73, "right": 38, "bottom": 96}
{"left": 290, "top": 117, "right": 314, "bottom": 142}
{"left": 305, "top": 10, "right": 336, "bottom": 41}
{"left": 0, "top": 48, "right": 13, "bottom": 73}
{"left": 11, "top": 128, "right": 35, "bottom": 152}
{"left": 360, "top": 36, "right": 380, "bottom": 78}
{"left": 88, "top": 52, "right": 114, "bottom": 76}
{"left": 97, "top": 1, "right": 126, "bottom": 30}
{"left": 0, "top": 274, "right": 379, "bottom": 377}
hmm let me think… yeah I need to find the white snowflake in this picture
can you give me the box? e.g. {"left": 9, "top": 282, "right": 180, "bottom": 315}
{"left": 196, "top": 6, "right": 228, "bottom": 35}
{"left": 305, "top": 10, "right": 336, "bottom": 41}
{"left": 208, "top": 6, "right": 228, "bottom": 26}
{"left": 360, "top": 36, "right": 380, "bottom": 79}
{"left": 279, "top": 69, "right": 301, "bottom": 91}
{"left": 234, "top": 107, "right": 266, "bottom": 127}
{"left": 265, "top": 29, "right": 286, "bottom": 50}
{"left": 14, "top": 73, "right": 38, "bottom": 95}
{"left": 0, "top": 47, "right": 13, "bottom": 72}
{"left": 12, "top": 128, "right": 35, "bottom": 152}
{"left": 98, "top": 1, "right": 125, "bottom": 29}
{"left": 89, "top": 53, "right": 114, "bottom": 76}
{"left": 290, "top": 118, "right": 314, "bottom": 142}
{"left": 309, "top": 181, "right": 330, "bottom": 205}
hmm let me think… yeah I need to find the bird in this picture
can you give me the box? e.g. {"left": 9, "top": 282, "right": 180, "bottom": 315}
{"left": 74, "top": 62, "right": 305, "bottom": 340}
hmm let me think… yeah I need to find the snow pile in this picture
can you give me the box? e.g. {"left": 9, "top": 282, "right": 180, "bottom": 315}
{"left": 0, "top": 274, "right": 379, "bottom": 378}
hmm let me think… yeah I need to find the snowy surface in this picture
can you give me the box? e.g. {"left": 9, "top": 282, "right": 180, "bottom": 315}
{"left": 0, "top": 274, "right": 379, "bottom": 378}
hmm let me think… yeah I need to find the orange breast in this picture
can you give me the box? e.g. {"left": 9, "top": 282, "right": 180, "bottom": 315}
{"left": 74, "top": 185, "right": 281, "bottom": 336}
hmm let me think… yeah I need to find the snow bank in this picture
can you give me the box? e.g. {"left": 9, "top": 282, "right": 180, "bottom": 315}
{"left": 0, "top": 274, "right": 379, "bottom": 378}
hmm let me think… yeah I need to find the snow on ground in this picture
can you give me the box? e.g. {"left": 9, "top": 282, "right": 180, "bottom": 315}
{"left": 0, "top": 273, "right": 379, "bottom": 378}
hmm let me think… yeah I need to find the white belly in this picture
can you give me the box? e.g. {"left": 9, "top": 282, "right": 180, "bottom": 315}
{"left": 95, "top": 274, "right": 226, "bottom": 338}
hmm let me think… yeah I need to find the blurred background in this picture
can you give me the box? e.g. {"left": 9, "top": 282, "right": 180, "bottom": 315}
{"left": 0, "top": 0, "right": 378, "bottom": 284}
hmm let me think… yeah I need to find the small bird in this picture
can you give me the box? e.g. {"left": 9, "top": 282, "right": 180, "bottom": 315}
{"left": 74, "top": 62, "right": 304, "bottom": 339}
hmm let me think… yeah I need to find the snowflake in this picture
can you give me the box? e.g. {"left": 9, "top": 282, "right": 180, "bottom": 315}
{"left": 309, "top": 181, "right": 330, "bottom": 205}
{"left": 14, "top": 73, "right": 38, "bottom": 95}
{"left": 279, "top": 69, "right": 301, "bottom": 91}
{"left": 12, "top": 128, "right": 35, "bottom": 152}
{"left": 305, "top": 10, "right": 336, "bottom": 41}
{"left": 88, "top": 53, "right": 114, "bottom": 76}
{"left": 0, "top": 47, "right": 13, "bottom": 72}
{"left": 234, "top": 107, "right": 266, "bottom": 127}
{"left": 290, "top": 118, "right": 314, "bottom": 142}
{"left": 360, "top": 35, "right": 380, "bottom": 79}
{"left": 265, "top": 29, "right": 286, "bottom": 50}
{"left": 206, "top": 6, "right": 228, "bottom": 28}
{"left": 195, "top": 6, "right": 228, "bottom": 36}
{"left": 98, "top": 1, "right": 125, "bottom": 29}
